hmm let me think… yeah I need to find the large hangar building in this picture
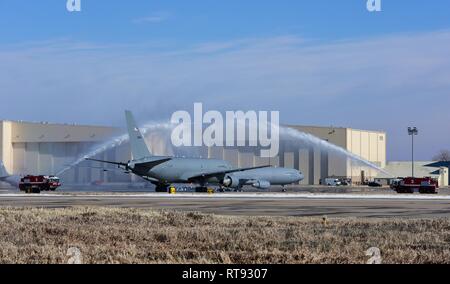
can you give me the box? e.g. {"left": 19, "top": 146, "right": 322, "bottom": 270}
{"left": 0, "top": 119, "right": 387, "bottom": 185}
{"left": 0, "top": 120, "right": 123, "bottom": 184}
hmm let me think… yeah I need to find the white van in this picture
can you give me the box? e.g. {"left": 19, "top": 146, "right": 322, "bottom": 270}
{"left": 323, "top": 178, "right": 342, "bottom": 186}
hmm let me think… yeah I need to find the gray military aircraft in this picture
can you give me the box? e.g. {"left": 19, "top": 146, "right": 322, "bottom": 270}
{"left": 87, "top": 111, "right": 304, "bottom": 192}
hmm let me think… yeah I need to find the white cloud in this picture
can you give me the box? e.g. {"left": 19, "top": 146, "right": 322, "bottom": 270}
{"left": 132, "top": 12, "right": 170, "bottom": 24}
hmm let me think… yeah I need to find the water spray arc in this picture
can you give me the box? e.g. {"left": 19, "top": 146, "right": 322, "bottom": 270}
{"left": 278, "top": 126, "right": 391, "bottom": 177}
{"left": 56, "top": 122, "right": 174, "bottom": 176}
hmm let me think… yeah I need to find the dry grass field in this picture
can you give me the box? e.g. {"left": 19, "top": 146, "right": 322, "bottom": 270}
{"left": 0, "top": 207, "right": 449, "bottom": 264}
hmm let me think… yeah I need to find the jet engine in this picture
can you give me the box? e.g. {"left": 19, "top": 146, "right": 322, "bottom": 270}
{"left": 222, "top": 174, "right": 240, "bottom": 188}
{"left": 252, "top": 180, "right": 271, "bottom": 189}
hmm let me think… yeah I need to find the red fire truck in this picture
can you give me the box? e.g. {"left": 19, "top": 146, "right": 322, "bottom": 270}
{"left": 391, "top": 177, "right": 439, "bottom": 194}
{"left": 19, "top": 175, "right": 61, "bottom": 194}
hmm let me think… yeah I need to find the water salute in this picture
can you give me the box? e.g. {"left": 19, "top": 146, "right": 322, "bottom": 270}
{"left": 0, "top": 0, "right": 449, "bottom": 280}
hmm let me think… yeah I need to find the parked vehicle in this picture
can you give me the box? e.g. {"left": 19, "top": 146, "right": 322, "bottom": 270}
{"left": 391, "top": 177, "right": 439, "bottom": 194}
{"left": 19, "top": 175, "right": 61, "bottom": 194}
{"left": 367, "top": 181, "right": 382, "bottom": 187}
{"left": 339, "top": 178, "right": 352, "bottom": 186}
{"left": 323, "top": 178, "right": 342, "bottom": 186}
{"left": 389, "top": 178, "right": 403, "bottom": 190}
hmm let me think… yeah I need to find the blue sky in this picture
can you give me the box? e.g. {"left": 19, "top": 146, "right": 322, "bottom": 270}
{"left": 0, "top": 0, "right": 449, "bottom": 160}
{"left": 1, "top": 1, "right": 450, "bottom": 44}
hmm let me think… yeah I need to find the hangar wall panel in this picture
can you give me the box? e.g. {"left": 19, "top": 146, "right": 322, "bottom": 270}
{"left": 64, "top": 143, "right": 79, "bottom": 183}
{"left": 320, "top": 150, "right": 328, "bottom": 180}
{"left": 299, "top": 149, "right": 310, "bottom": 185}
{"left": 254, "top": 156, "right": 270, "bottom": 167}
{"left": 269, "top": 156, "right": 280, "bottom": 168}
{"left": 360, "top": 132, "right": 369, "bottom": 160}
{"left": 224, "top": 149, "right": 239, "bottom": 167}
{"left": 378, "top": 134, "right": 386, "bottom": 168}
{"left": 25, "top": 143, "right": 40, "bottom": 174}
{"left": 314, "top": 148, "right": 321, "bottom": 184}
{"left": 238, "top": 152, "right": 254, "bottom": 168}
{"left": 369, "top": 133, "right": 378, "bottom": 162}
{"left": 12, "top": 143, "right": 25, "bottom": 174}
{"left": 328, "top": 152, "right": 347, "bottom": 177}
{"left": 284, "top": 153, "right": 294, "bottom": 169}
{"left": 349, "top": 130, "right": 361, "bottom": 157}
{"left": 39, "top": 143, "right": 53, "bottom": 175}
{"left": 52, "top": 143, "right": 67, "bottom": 175}
{"left": 208, "top": 147, "right": 224, "bottom": 160}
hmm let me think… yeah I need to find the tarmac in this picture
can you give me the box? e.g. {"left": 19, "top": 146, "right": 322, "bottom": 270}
{"left": 1, "top": 185, "right": 450, "bottom": 218}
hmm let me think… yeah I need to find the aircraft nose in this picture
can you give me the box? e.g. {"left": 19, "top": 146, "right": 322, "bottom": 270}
{"left": 289, "top": 169, "right": 304, "bottom": 182}
{"left": 292, "top": 170, "right": 304, "bottom": 182}
{"left": 297, "top": 171, "right": 304, "bottom": 182}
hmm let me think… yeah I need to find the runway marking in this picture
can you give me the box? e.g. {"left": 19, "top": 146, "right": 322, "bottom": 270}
{"left": 1, "top": 192, "right": 450, "bottom": 201}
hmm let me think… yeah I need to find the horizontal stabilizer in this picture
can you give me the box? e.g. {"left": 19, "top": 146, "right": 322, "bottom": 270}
{"left": 85, "top": 158, "right": 128, "bottom": 167}
{"left": 86, "top": 157, "right": 171, "bottom": 172}
{"left": 0, "top": 162, "right": 10, "bottom": 178}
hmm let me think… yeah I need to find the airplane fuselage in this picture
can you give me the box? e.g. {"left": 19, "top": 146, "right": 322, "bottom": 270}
{"left": 130, "top": 157, "right": 233, "bottom": 183}
{"left": 128, "top": 156, "right": 303, "bottom": 187}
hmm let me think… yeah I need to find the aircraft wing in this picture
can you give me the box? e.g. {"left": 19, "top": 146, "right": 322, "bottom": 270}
{"left": 186, "top": 165, "right": 271, "bottom": 183}
{"left": 85, "top": 157, "right": 171, "bottom": 170}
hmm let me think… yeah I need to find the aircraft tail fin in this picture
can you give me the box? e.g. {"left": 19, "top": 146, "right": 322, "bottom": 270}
{"left": 0, "top": 162, "right": 10, "bottom": 178}
{"left": 125, "top": 110, "right": 152, "bottom": 160}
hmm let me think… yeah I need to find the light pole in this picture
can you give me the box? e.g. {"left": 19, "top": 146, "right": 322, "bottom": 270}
{"left": 408, "top": 127, "right": 418, "bottom": 177}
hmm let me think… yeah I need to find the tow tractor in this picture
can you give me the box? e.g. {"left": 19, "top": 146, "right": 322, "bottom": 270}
{"left": 19, "top": 175, "right": 61, "bottom": 194}
{"left": 391, "top": 177, "right": 439, "bottom": 194}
